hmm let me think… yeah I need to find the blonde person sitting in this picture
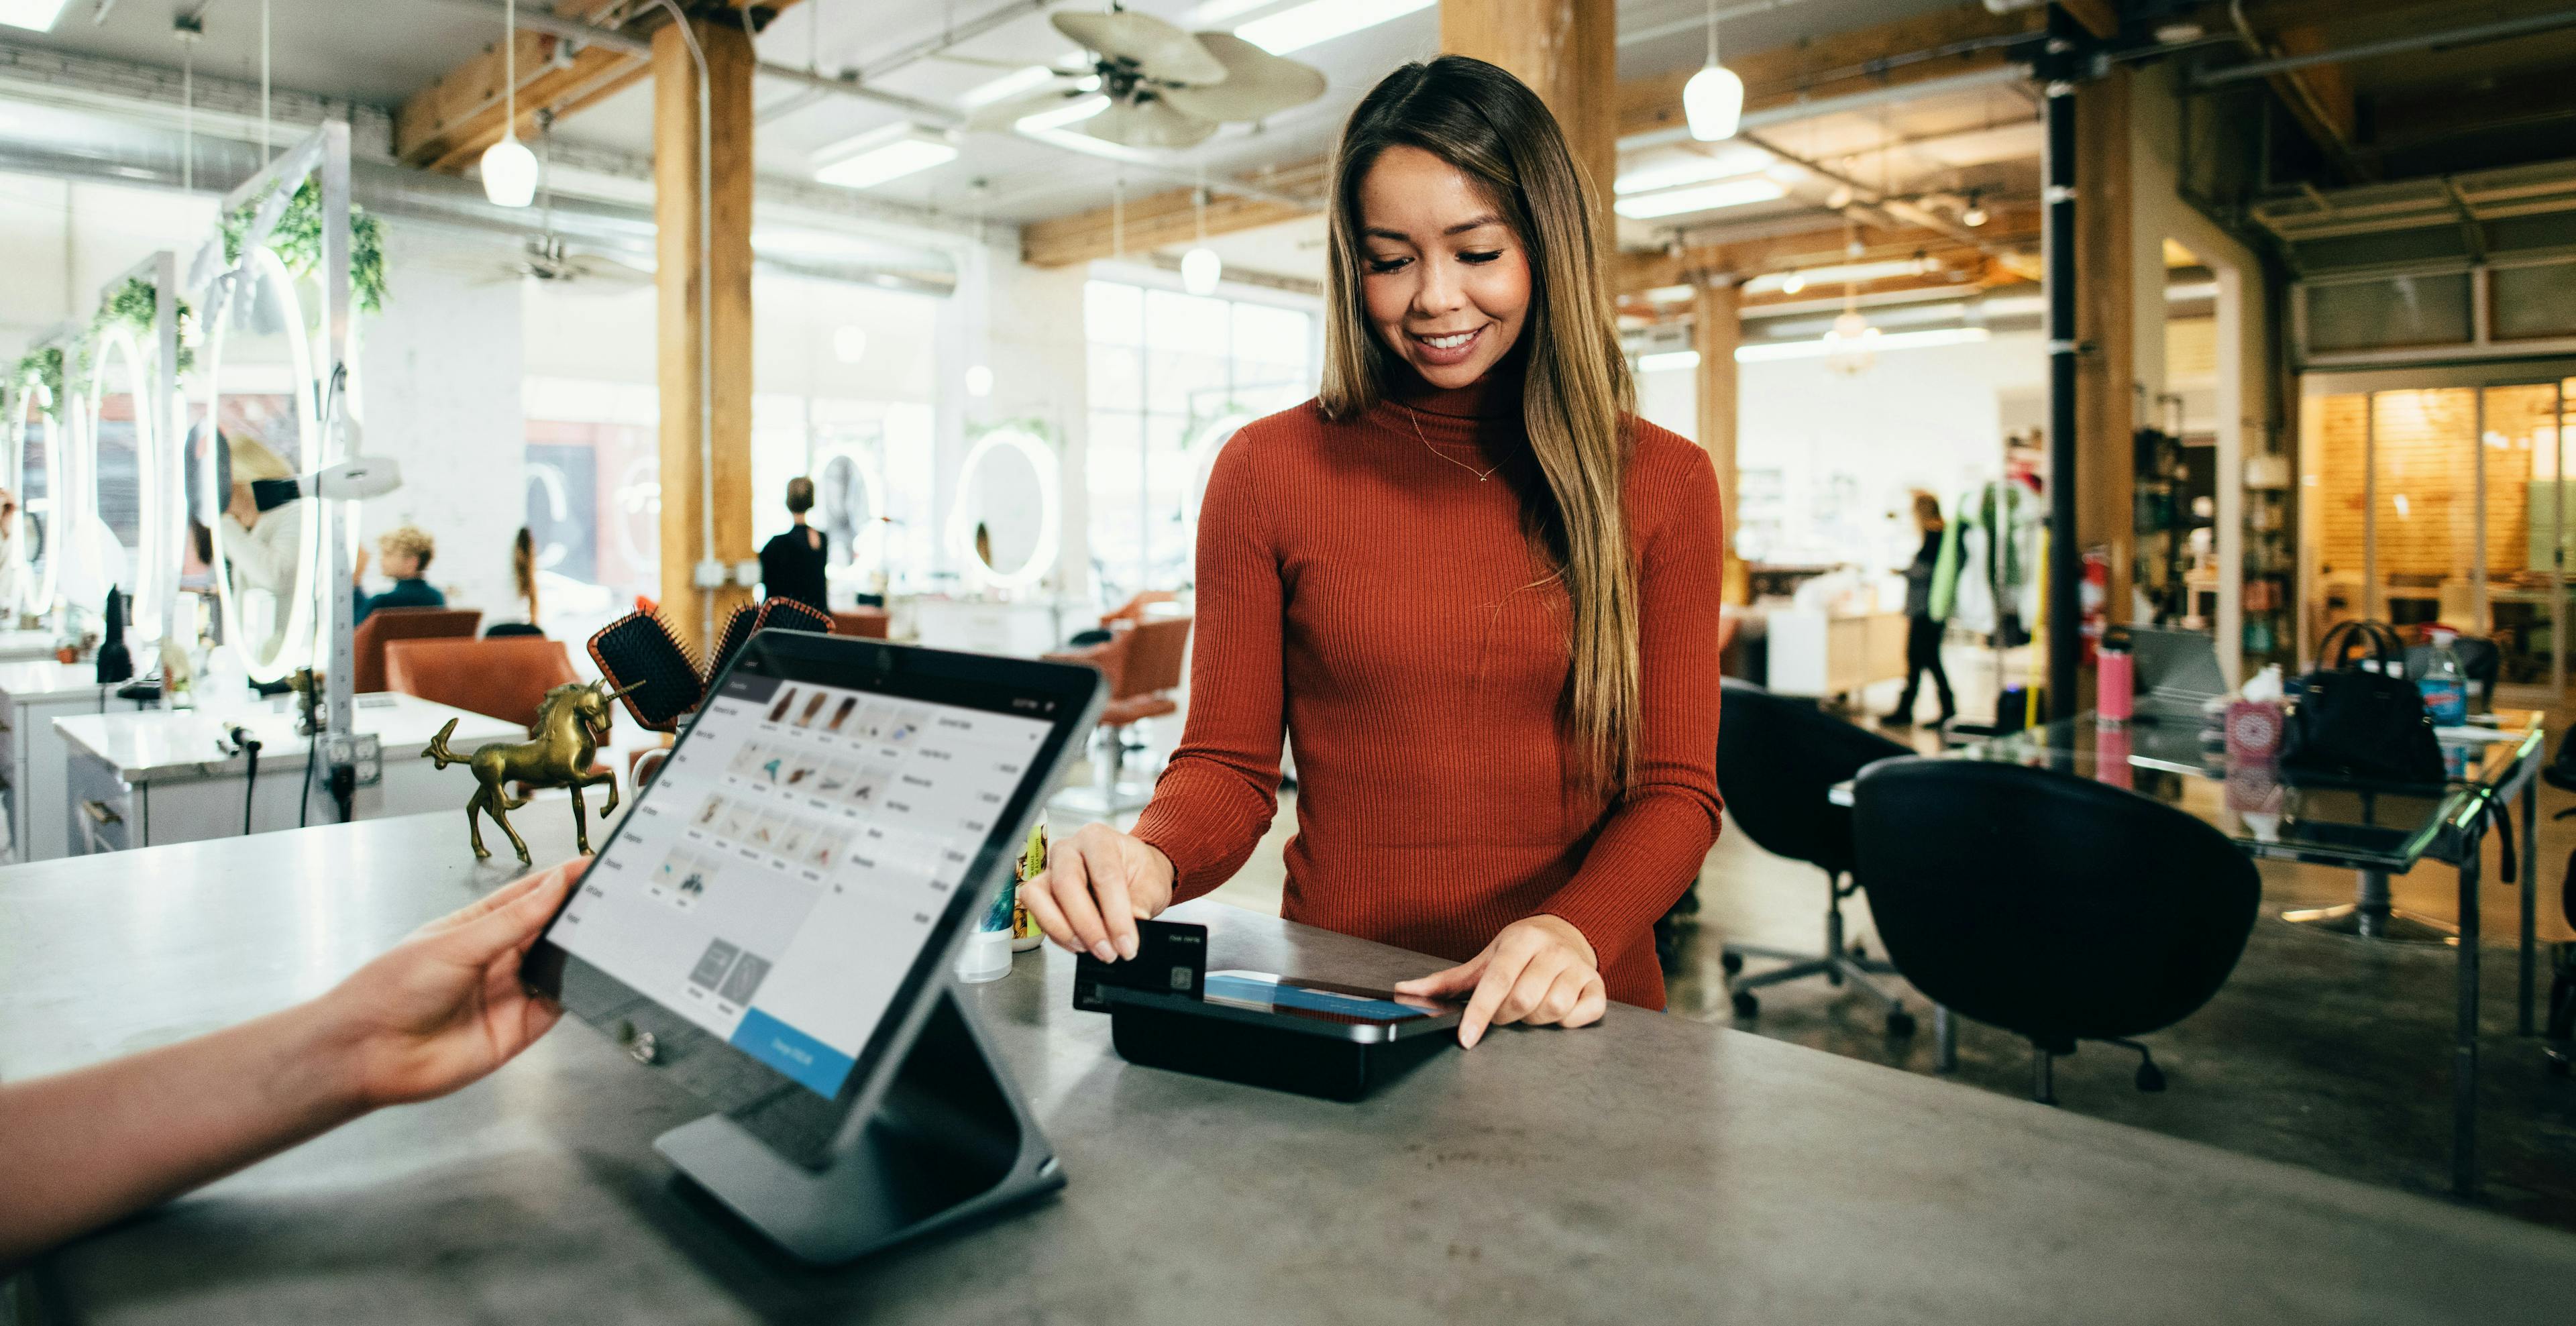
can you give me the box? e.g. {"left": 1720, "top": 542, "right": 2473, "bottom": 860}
{"left": 217, "top": 435, "right": 305, "bottom": 657}
{"left": 352, "top": 525, "right": 445, "bottom": 626}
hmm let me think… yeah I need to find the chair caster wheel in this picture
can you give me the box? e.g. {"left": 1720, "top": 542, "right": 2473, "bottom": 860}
{"left": 1825, "top": 968, "right": 1844, "bottom": 987}
{"left": 1886, "top": 1009, "right": 1917, "bottom": 1038}
{"left": 2547, "top": 1052, "right": 2571, "bottom": 1077}
{"left": 2135, "top": 1062, "right": 2167, "bottom": 1092}
{"left": 1719, "top": 951, "right": 1743, "bottom": 976}
{"left": 1849, "top": 940, "right": 1869, "bottom": 960}
{"left": 1731, "top": 990, "right": 1760, "bottom": 1019}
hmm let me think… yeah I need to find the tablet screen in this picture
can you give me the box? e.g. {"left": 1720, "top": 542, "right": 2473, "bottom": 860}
{"left": 548, "top": 663, "right": 1056, "bottom": 1100}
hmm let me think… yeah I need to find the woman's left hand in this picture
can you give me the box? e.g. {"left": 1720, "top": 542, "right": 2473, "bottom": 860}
{"left": 1393, "top": 916, "right": 1608, "bottom": 1048}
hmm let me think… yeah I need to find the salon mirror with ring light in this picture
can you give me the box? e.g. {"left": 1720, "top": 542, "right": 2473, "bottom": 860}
{"left": 1180, "top": 410, "right": 1254, "bottom": 582}
{"left": 949, "top": 425, "right": 1059, "bottom": 592}
{"left": 815, "top": 449, "right": 884, "bottom": 587}
{"left": 195, "top": 244, "right": 325, "bottom": 683}
{"left": 6, "top": 372, "right": 60, "bottom": 622}
{"left": 86, "top": 324, "right": 165, "bottom": 640}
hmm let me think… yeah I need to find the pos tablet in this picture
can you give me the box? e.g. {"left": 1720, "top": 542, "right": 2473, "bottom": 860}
{"left": 523, "top": 630, "right": 1104, "bottom": 1263}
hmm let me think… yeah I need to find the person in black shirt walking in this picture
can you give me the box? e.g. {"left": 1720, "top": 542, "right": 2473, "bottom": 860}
{"left": 758, "top": 477, "right": 830, "bottom": 614}
{"left": 1882, "top": 490, "right": 1955, "bottom": 728}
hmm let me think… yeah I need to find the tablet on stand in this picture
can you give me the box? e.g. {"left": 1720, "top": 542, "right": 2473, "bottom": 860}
{"left": 524, "top": 630, "right": 1105, "bottom": 1264}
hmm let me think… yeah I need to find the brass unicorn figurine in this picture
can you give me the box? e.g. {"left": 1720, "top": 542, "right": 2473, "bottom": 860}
{"left": 425, "top": 678, "right": 639, "bottom": 863}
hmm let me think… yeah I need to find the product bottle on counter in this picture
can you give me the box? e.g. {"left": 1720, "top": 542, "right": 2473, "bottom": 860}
{"left": 2417, "top": 628, "right": 2469, "bottom": 727}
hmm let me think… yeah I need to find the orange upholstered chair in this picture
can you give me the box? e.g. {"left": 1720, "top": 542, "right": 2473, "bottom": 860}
{"left": 1045, "top": 614, "right": 1192, "bottom": 814}
{"left": 385, "top": 636, "right": 582, "bottom": 730}
{"left": 832, "top": 608, "right": 892, "bottom": 639}
{"left": 353, "top": 607, "right": 482, "bottom": 694}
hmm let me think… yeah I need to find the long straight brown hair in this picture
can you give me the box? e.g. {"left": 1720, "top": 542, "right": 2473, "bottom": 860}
{"left": 1317, "top": 55, "right": 1640, "bottom": 790}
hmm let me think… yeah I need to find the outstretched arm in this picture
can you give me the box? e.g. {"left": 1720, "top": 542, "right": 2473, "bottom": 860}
{"left": 0, "top": 860, "right": 582, "bottom": 1267}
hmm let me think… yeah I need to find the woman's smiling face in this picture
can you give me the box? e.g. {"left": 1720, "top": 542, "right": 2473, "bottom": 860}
{"left": 1356, "top": 145, "right": 1533, "bottom": 390}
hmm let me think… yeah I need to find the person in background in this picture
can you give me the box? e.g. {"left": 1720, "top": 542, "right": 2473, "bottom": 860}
{"left": 758, "top": 477, "right": 829, "bottom": 614}
{"left": 1020, "top": 56, "right": 1725, "bottom": 1047}
{"left": 1882, "top": 490, "right": 1955, "bottom": 728}
{"left": 511, "top": 527, "right": 541, "bottom": 631}
{"left": 217, "top": 435, "right": 305, "bottom": 657}
{"left": 0, "top": 861, "right": 580, "bottom": 1267}
{"left": 352, "top": 524, "right": 444, "bottom": 627}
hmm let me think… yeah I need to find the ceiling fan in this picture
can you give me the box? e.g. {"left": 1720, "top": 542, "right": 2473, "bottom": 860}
{"left": 472, "top": 114, "right": 655, "bottom": 292}
{"left": 963, "top": 5, "right": 1327, "bottom": 149}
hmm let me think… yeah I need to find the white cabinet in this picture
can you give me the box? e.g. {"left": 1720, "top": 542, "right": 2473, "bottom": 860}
{"left": 1765, "top": 610, "right": 1910, "bottom": 701}
{"left": 0, "top": 661, "right": 156, "bottom": 863}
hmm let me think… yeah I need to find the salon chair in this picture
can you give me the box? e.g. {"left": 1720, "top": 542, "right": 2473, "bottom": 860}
{"left": 1046, "top": 614, "right": 1193, "bottom": 816}
{"left": 352, "top": 608, "right": 482, "bottom": 694}
{"left": 1709, "top": 679, "right": 1917, "bottom": 1034}
{"left": 386, "top": 636, "right": 581, "bottom": 730}
{"left": 1851, "top": 757, "right": 2259, "bottom": 1103}
{"left": 832, "top": 609, "right": 892, "bottom": 639}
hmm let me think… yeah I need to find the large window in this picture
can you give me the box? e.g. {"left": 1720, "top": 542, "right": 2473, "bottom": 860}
{"left": 1085, "top": 278, "right": 1316, "bottom": 601}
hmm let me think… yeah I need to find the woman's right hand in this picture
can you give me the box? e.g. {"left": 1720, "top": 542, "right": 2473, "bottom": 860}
{"left": 1022, "top": 822, "right": 1175, "bottom": 962}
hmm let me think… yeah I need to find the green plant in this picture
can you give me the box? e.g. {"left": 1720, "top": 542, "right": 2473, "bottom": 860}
{"left": 11, "top": 345, "right": 65, "bottom": 408}
{"left": 221, "top": 176, "right": 388, "bottom": 315}
{"left": 89, "top": 277, "right": 197, "bottom": 376}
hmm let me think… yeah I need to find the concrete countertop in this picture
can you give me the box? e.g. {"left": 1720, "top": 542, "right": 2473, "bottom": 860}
{"left": 3, "top": 812, "right": 2574, "bottom": 1324}
{"left": 51, "top": 692, "right": 524, "bottom": 783}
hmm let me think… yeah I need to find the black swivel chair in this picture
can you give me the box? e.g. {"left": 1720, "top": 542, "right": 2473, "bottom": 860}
{"left": 1714, "top": 679, "right": 1919, "bottom": 1036}
{"left": 1851, "top": 757, "right": 2259, "bottom": 1102}
{"left": 2537, "top": 732, "right": 2576, "bottom": 1076}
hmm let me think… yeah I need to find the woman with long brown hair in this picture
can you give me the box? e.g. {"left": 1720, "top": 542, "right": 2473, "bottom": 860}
{"left": 1024, "top": 56, "right": 1725, "bottom": 1045}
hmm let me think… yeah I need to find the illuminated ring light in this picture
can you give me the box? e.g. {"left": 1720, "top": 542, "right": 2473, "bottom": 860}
{"left": 7, "top": 372, "right": 58, "bottom": 619}
{"left": 198, "top": 245, "right": 325, "bottom": 684}
{"left": 86, "top": 324, "right": 165, "bottom": 641}
{"left": 817, "top": 449, "right": 884, "bottom": 584}
{"left": 948, "top": 426, "right": 1061, "bottom": 592}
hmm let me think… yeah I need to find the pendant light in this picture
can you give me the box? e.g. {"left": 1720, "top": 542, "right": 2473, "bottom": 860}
{"left": 480, "top": 0, "right": 541, "bottom": 208}
{"left": 1682, "top": 0, "right": 1743, "bottom": 142}
{"left": 1181, "top": 172, "right": 1222, "bottom": 296}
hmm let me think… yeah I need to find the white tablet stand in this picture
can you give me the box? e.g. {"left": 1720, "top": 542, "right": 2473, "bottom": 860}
{"left": 653, "top": 985, "right": 1063, "bottom": 1264}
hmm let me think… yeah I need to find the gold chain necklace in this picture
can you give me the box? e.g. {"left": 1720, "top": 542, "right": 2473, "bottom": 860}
{"left": 1401, "top": 402, "right": 1499, "bottom": 482}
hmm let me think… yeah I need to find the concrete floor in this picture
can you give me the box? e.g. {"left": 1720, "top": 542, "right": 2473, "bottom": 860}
{"left": 1087, "top": 642, "right": 2576, "bottom": 1233}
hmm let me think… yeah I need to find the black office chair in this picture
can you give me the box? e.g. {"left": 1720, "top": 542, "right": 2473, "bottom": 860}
{"left": 2537, "top": 732, "right": 2576, "bottom": 1076}
{"left": 1713, "top": 679, "right": 1919, "bottom": 1036}
{"left": 485, "top": 622, "right": 544, "bottom": 639}
{"left": 1851, "top": 757, "right": 2259, "bottom": 1103}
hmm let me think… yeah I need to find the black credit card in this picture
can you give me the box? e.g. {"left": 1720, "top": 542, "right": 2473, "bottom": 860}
{"left": 1073, "top": 919, "right": 1208, "bottom": 1011}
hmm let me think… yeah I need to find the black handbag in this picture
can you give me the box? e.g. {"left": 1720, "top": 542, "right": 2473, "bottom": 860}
{"left": 2280, "top": 620, "right": 2445, "bottom": 787}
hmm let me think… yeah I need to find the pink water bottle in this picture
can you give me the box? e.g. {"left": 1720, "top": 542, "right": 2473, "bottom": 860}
{"left": 2098, "top": 627, "right": 2135, "bottom": 724}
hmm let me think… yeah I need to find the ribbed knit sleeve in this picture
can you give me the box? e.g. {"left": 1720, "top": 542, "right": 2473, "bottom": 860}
{"left": 1128, "top": 429, "right": 1285, "bottom": 902}
{"left": 1540, "top": 436, "right": 1727, "bottom": 973}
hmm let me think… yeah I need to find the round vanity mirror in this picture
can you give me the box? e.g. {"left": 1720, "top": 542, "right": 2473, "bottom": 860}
{"left": 1180, "top": 411, "right": 1254, "bottom": 582}
{"left": 949, "top": 427, "right": 1059, "bottom": 591}
{"left": 814, "top": 450, "right": 881, "bottom": 582}
{"left": 197, "top": 245, "right": 322, "bottom": 683}
{"left": 7, "top": 373, "right": 58, "bottom": 621}
{"left": 86, "top": 323, "right": 164, "bottom": 639}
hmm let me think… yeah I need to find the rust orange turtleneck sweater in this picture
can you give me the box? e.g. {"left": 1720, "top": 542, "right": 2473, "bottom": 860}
{"left": 1130, "top": 368, "right": 1727, "bottom": 1009}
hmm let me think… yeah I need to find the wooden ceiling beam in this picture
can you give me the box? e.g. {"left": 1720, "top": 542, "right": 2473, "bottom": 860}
{"left": 1613, "top": 203, "right": 2039, "bottom": 294}
{"left": 1615, "top": 2, "right": 2044, "bottom": 143}
{"left": 394, "top": 1, "right": 795, "bottom": 174}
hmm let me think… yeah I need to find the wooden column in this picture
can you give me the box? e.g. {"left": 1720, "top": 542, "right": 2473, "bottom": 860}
{"left": 655, "top": 17, "right": 756, "bottom": 654}
{"left": 1440, "top": 0, "right": 1619, "bottom": 239}
{"left": 2073, "top": 70, "right": 2136, "bottom": 635}
{"left": 1693, "top": 279, "right": 1746, "bottom": 603}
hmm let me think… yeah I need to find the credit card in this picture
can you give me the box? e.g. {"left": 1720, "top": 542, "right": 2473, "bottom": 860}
{"left": 1072, "top": 919, "right": 1208, "bottom": 1011}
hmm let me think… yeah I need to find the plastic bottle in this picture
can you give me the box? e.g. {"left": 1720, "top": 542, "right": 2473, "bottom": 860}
{"left": 2416, "top": 628, "right": 2469, "bottom": 727}
{"left": 2097, "top": 626, "right": 2133, "bottom": 724}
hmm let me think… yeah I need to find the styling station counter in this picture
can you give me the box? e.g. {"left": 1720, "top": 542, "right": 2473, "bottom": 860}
{"left": 52, "top": 694, "right": 524, "bottom": 854}
{"left": 3, "top": 814, "right": 2571, "bottom": 1325}
{"left": 0, "top": 661, "right": 157, "bottom": 864}
{"left": 0, "top": 629, "right": 66, "bottom": 665}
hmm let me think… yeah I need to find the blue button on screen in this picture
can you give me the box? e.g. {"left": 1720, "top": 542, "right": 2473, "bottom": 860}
{"left": 730, "top": 1007, "right": 857, "bottom": 1097}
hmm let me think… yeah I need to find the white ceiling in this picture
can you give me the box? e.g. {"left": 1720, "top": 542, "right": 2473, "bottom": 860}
{"left": 4, "top": 0, "right": 2010, "bottom": 234}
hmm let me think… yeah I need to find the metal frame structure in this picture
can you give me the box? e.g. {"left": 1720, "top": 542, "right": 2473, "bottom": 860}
{"left": 190, "top": 121, "right": 369, "bottom": 815}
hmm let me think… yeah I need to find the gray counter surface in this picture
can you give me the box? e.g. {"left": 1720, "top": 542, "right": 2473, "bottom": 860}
{"left": 5, "top": 812, "right": 2575, "bottom": 1324}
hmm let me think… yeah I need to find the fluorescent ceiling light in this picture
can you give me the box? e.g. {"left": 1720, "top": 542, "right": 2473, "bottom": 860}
{"left": 961, "top": 64, "right": 1060, "bottom": 109}
{"left": 1237, "top": 0, "right": 1434, "bottom": 55}
{"left": 0, "top": 0, "right": 72, "bottom": 32}
{"left": 1186, "top": 0, "right": 1279, "bottom": 23}
{"left": 1016, "top": 93, "right": 1111, "bottom": 133}
{"left": 1643, "top": 284, "right": 1695, "bottom": 303}
{"left": 1743, "top": 260, "right": 1923, "bottom": 294}
{"left": 1736, "top": 326, "right": 1991, "bottom": 363}
{"left": 813, "top": 123, "right": 958, "bottom": 190}
{"left": 1615, "top": 149, "right": 1770, "bottom": 197}
{"left": 1637, "top": 349, "right": 1701, "bottom": 374}
{"left": 1612, "top": 176, "right": 1785, "bottom": 220}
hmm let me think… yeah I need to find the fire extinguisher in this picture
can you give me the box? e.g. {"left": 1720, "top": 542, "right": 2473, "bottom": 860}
{"left": 2080, "top": 547, "right": 2110, "bottom": 667}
